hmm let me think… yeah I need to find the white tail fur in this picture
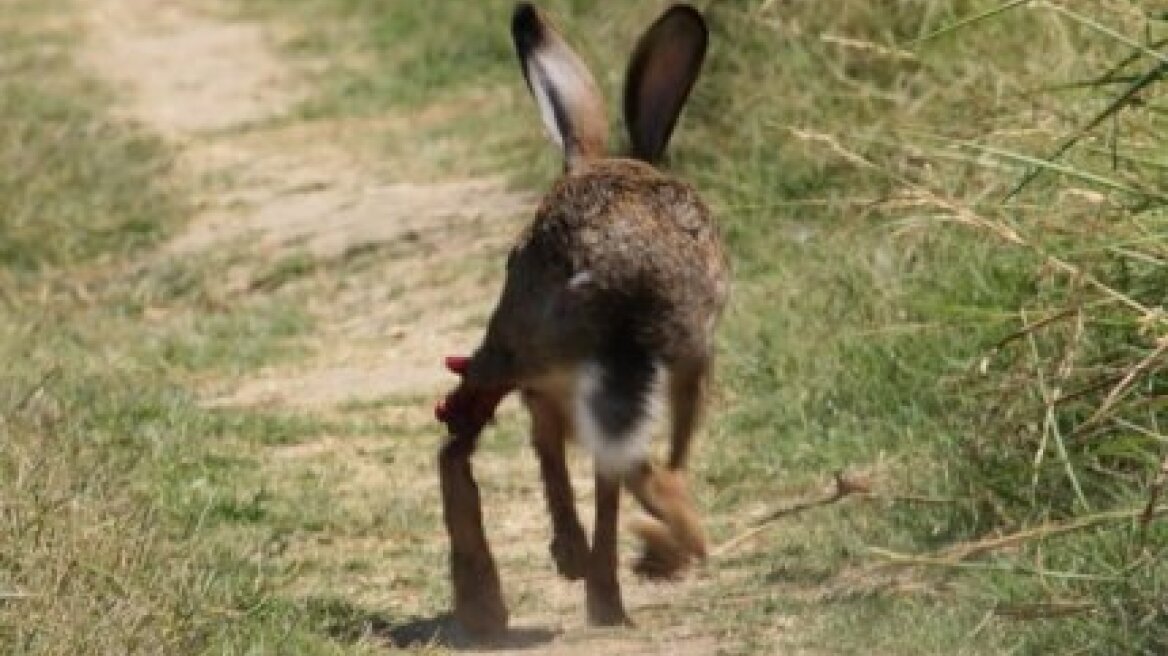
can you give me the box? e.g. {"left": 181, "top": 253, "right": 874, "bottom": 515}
{"left": 573, "top": 360, "right": 666, "bottom": 477}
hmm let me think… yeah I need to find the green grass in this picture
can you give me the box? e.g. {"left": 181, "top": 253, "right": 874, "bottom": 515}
{"left": 236, "top": 0, "right": 1167, "bottom": 652}
{"left": 0, "top": 18, "right": 177, "bottom": 271}
{"left": 0, "top": 2, "right": 364, "bottom": 653}
{"left": 3, "top": 0, "right": 1165, "bottom": 653}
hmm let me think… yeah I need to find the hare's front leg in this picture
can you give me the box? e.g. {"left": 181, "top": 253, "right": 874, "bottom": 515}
{"left": 524, "top": 392, "right": 589, "bottom": 580}
{"left": 439, "top": 433, "right": 508, "bottom": 636}
{"left": 587, "top": 473, "right": 631, "bottom": 626}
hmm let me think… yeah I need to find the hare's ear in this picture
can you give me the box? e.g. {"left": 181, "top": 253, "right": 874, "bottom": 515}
{"left": 512, "top": 3, "right": 608, "bottom": 168}
{"left": 623, "top": 5, "right": 708, "bottom": 164}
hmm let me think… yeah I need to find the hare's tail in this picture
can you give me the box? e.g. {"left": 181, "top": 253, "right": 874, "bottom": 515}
{"left": 573, "top": 333, "right": 665, "bottom": 477}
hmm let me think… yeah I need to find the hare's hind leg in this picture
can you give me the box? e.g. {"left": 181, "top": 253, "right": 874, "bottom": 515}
{"left": 625, "top": 462, "right": 707, "bottom": 578}
{"left": 666, "top": 356, "right": 710, "bottom": 470}
{"left": 523, "top": 391, "right": 589, "bottom": 580}
{"left": 439, "top": 432, "right": 508, "bottom": 636}
{"left": 588, "top": 471, "right": 631, "bottom": 626}
{"left": 626, "top": 357, "right": 710, "bottom": 578}
{"left": 571, "top": 356, "right": 660, "bottom": 626}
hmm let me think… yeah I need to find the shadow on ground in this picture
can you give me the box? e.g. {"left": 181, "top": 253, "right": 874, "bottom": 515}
{"left": 306, "top": 596, "right": 559, "bottom": 651}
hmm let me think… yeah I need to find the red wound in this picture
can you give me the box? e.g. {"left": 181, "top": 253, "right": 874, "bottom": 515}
{"left": 445, "top": 355, "right": 471, "bottom": 375}
{"left": 436, "top": 354, "right": 512, "bottom": 439}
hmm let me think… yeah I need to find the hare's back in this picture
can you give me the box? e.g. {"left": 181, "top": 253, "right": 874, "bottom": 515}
{"left": 507, "top": 159, "right": 727, "bottom": 356}
{"left": 525, "top": 160, "right": 724, "bottom": 296}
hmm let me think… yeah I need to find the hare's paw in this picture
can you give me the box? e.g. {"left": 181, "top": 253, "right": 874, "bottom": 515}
{"left": 629, "top": 514, "right": 698, "bottom": 580}
{"left": 550, "top": 527, "right": 590, "bottom": 580}
{"left": 450, "top": 551, "right": 508, "bottom": 637}
{"left": 586, "top": 579, "right": 632, "bottom": 627}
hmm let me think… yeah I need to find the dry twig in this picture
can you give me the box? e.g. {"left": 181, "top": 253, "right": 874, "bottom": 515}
{"left": 871, "top": 505, "right": 1168, "bottom": 567}
{"left": 1141, "top": 453, "right": 1168, "bottom": 540}
{"left": 713, "top": 470, "right": 872, "bottom": 557}
{"left": 1073, "top": 338, "right": 1168, "bottom": 437}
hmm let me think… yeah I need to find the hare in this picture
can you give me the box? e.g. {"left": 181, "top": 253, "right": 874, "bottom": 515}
{"left": 435, "top": 2, "right": 727, "bottom": 635}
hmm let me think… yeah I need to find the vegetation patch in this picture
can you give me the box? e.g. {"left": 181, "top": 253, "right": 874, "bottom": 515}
{"left": 2, "top": 0, "right": 1164, "bottom": 653}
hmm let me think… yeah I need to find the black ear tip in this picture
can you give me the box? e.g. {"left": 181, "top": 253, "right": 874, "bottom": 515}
{"left": 512, "top": 3, "right": 544, "bottom": 53}
{"left": 667, "top": 4, "right": 705, "bottom": 21}
{"left": 664, "top": 4, "right": 708, "bottom": 38}
{"left": 513, "top": 2, "right": 537, "bottom": 27}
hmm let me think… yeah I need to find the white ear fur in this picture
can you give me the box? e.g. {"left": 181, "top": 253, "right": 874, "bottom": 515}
{"left": 523, "top": 46, "right": 578, "bottom": 150}
{"left": 512, "top": 4, "right": 608, "bottom": 166}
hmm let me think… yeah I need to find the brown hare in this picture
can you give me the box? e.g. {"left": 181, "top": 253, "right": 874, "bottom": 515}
{"left": 435, "top": 2, "right": 727, "bottom": 636}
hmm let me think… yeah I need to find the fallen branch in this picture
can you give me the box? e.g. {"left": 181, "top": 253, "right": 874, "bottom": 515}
{"left": 867, "top": 549, "right": 1121, "bottom": 581}
{"left": 712, "top": 470, "right": 871, "bottom": 557}
{"left": 871, "top": 504, "right": 1168, "bottom": 567}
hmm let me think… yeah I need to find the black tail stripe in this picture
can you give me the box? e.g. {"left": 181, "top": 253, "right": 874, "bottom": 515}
{"left": 588, "top": 330, "right": 657, "bottom": 440}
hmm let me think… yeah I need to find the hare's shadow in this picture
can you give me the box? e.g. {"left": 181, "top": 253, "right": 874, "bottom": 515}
{"left": 307, "top": 598, "right": 558, "bottom": 651}
{"left": 383, "top": 614, "right": 559, "bottom": 651}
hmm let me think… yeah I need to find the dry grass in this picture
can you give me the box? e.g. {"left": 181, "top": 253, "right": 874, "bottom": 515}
{"left": 2, "top": 0, "right": 1166, "bottom": 654}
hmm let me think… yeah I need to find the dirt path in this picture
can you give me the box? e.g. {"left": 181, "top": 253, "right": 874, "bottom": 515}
{"left": 79, "top": 1, "right": 749, "bottom": 654}
{"left": 84, "top": 0, "right": 531, "bottom": 406}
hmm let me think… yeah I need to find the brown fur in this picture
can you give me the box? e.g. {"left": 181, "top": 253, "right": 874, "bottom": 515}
{"left": 468, "top": 158, "right": 727, "bottom": 388}
{"left": 438, "top": 436, "right": 508, "bottom": 635}
{"left": 437, "top": 4, "right": 724, "bottom": 635}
